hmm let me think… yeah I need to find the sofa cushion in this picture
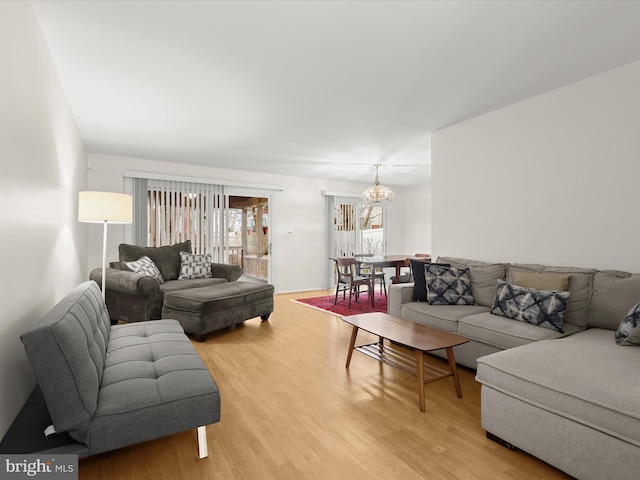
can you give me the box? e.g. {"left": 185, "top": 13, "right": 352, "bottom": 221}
{"left": 425, "top": 264, "right": 475, "bottom": 305}
{"left": 588, "top": 270, "right": 640, "bottom": 330}
{"left": 119, "top": 240, "right": 191, "bottom": 281}
{"left": 159, "top": 278, "right": 228, "bottom": 298}
{"left": 178, "top": 252, "right": 213, "bottom": 280}
{"left": 20, "top": 281, "right": 110, "bottom": 444}
{"left": 91, "top": 319, "right": 220, "bottom": 455}
{"left": 437, "top": 257, "right": 507, "bottom": 308}
{"left": 459, "top": 311, "right": 581, "bottom": 350}
{"left": 401, "top": 302, "right": 489, "bottom": 333}
{"left": 476, "top": 329, "right": 640, "bottom": 448}
{"left": 511, "top": 272, "right": 570, "bottom": 291}
{"left": 490, "top": 280, "right": 570, "bottom": 333}
{"left": 507, "top": 263, "right": 595, "bottom": 329}
{"left": 124, "top": 255, "right": 164, "bottom": 284}
{"left": 615, "top": 301, "right": 640, "bottom": 346}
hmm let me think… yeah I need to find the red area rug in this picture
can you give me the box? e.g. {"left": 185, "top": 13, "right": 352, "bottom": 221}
{"left": 292, "top": 291, "right": 388, "bottom": 317}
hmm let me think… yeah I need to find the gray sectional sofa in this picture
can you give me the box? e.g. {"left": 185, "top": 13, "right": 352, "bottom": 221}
{"left": 388, "top": 257, "right": 640, "bottom": 480}
{"left": 4, "top": 281, "right": 220, "bottom": 458}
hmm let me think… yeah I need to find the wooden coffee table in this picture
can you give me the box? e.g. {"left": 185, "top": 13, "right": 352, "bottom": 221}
{"left": 341, "top": 312, "right": 469, "bottom": 412}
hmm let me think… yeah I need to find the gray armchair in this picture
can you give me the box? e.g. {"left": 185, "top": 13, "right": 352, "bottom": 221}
{"left": 90, "top": 240, "right": 243, "bottom": 323}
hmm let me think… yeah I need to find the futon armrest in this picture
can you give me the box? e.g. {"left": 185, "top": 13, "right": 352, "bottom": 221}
{"left": 211, "top": 263, "right": 243, "bottom": 282}
{"left": 387, "top": 283, "right": 415, "bottom": 317}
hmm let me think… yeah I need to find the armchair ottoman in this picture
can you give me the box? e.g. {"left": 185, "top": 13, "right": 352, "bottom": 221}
{"left": 162, "top": 281, "right": 275, "bottom": 341}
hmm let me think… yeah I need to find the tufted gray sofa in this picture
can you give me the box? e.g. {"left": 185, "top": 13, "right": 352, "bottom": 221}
{"left": 12, "top": 281, "right": 220, "bottom": 458}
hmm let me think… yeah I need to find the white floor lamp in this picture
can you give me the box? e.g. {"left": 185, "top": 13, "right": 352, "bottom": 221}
{"left": 78, "top": 191, "right": 133, "bottom": 300}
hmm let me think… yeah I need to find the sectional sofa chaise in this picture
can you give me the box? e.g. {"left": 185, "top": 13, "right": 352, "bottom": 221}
{"left": 388, "top": 257, "right": 640, "bottom": 480}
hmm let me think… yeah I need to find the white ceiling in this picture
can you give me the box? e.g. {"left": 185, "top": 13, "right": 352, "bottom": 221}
{"left": 31, "top": 0, "right": 640, "bottom": 187}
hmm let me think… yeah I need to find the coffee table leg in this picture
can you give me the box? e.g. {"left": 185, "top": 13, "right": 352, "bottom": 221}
{"left": 416, "top": 349, "right": 425, "bottom": 412}
{"left": 346, "top": 326, "right": 359, "bottom": 368}
{"left": 446, "top": 346, "right": 463, "bottom": 399}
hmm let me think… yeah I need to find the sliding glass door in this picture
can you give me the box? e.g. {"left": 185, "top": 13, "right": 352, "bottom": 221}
{"left": 125, "top": 177, "right": 273, "bottom": 283}
{"left": 323, "top": 192, "right": 387, "bottom": 288}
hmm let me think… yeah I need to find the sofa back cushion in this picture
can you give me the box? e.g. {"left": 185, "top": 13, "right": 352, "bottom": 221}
{"left": 437, "top": 257, "right": 507, "bottom": 307}
{"left": 20, "top": 281, "right": 110, "bottom": 444}
{"left": 119, "top": 240, "right": 191, "bottom": 281}
{"left": 588, "top": 270, "right": 640, "bottom": 330}
{"left": 506, "top": 264, "right": 595, "bottom": 329}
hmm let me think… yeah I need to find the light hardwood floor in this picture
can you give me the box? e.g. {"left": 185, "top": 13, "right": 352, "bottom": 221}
{"left": 79, "top": 291, "right": 572, "bottom": 479}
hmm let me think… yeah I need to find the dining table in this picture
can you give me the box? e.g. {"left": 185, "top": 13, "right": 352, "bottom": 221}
{"left": 354, "top": 255, "right": 430, "bottom": 284}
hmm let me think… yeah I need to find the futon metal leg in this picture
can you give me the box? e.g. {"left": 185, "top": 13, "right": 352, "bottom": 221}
{"left": 197, "top": 425, "right": 208, "bottom": 459}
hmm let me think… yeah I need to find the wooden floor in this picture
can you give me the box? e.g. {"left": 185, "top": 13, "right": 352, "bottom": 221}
{"left": 79, "top": 291, "right": 572, "bottom": 480}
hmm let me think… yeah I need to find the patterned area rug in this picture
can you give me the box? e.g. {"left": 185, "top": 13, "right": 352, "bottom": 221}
{"left": 292, "top": 291, "right": 388, "bottom": 317}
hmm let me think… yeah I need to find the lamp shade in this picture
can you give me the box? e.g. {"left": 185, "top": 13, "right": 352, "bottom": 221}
{"left": 78, "top": 191, "right": 132, "bottom": 224}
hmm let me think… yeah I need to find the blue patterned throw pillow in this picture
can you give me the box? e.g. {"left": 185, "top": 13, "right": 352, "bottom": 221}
{"left": 491, "top": 280, "right": 569, "bottom": 333}
{"left": 424, "top": 264, "right": 475, "bottom": 305}
{"left": 615, "top": 302, "right": 640, "bottom": 346}
{"left": 124, "top": 255, "right": 164, "bottom": 284}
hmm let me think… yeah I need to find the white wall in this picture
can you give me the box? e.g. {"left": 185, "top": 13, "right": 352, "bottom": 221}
{"left": 0, "top": 2, "right": 87, "bottom": 438}
{"left": 432, "top": 59, "right": 640, "bottom": 271}
{"left": 396, "top": 182, "right": 431, "bottom": 255}
{"left": 87, "top": 154, "right": 425, "bottom": 293}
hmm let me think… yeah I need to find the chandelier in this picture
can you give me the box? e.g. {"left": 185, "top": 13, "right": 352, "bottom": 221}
{"left": 360, "top": 163, "right": 395, "bottom": 203}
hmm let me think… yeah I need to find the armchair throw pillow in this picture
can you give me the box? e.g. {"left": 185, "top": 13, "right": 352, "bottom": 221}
{"left": 424, "top": 264, "right": 475, "bottom": 305}
{"left": 491, "top": 280, "right": 570, "bottom": 333}
{"left": 178, "top": 252, "right": 213, "bottom": 280}
{"left": 124, "top": 255, "right": 164, "bottom": 284}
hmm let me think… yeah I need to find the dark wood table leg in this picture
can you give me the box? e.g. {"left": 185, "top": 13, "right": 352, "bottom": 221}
{"left": 345, "top": 326, "right": 359, "bottom": 368}
{"left": 446, "top": 346, "right": 463, "bottom": 398}
{"left": 416, "top": 349, "right": 425, "bottom": 412}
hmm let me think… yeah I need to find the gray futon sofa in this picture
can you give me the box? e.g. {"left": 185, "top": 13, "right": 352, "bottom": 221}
{"left": 9, "top": 281, "right": 220, "bottom": 458}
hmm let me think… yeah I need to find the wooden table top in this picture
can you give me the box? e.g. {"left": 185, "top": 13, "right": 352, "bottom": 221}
{"left": 341, "top": 312, "right": 469, "bottom": 352}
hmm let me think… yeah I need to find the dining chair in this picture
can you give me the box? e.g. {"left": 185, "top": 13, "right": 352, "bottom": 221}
{"left": 353, "top": 253, "right": 387, "bottom": 296}
{"left": 334, "top": 257, "right": 374, "bottom": 308}
{"left": 391, "top": 253, "right": 431, "bottom": 283}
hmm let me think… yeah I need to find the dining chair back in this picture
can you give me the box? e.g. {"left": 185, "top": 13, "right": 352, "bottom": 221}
{"left": 353, "top": 253, "right": 387, "bottom": 296}
{"left": 334, "top": 257, "right": 374, "bottom": 308}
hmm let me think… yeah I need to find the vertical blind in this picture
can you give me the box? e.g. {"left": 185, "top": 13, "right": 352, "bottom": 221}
{"left": 146, "top": 180, "right": 227, "bottom": 261}
{"left": 323, "top": 192, "right": 388, "bottom": 288}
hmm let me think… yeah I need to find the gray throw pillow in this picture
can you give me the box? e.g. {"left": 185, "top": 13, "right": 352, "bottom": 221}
{"left": 119, "top": 240, "right": 191, "bottom": 281}
{"left": 491, "top": 280, "right": 569, "bottom": 333}
{"left": 424, "top": 264, "right": 475, "bottom": 305}
{"left": 178, "top": 252, "right": 213, "bottom": 280}
{"left": 615, "top": 301, "right": 640, "bottom": 346}
{"left": 124, "top": 255, "right": 164, "bottom": 284}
